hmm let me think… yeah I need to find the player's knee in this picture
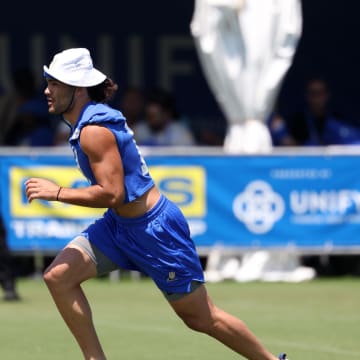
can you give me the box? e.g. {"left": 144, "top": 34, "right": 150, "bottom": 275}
{"left": 43, "top": 265, "right": 70, "bottom": 291}
{"left": 43, "top": 266, "right": 60, "bottom": 286}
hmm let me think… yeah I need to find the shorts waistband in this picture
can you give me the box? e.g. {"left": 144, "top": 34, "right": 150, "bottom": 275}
{"left": 109, "top": 194, "right": 168, "bottom": 225}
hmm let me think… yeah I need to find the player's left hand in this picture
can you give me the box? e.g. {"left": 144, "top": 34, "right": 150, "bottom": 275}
{"left": 25, "top": 178, "right": 61, "bottom": 203}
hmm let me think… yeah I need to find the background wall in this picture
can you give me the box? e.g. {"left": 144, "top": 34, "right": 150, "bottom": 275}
{"left": 1, "top": 0, "right": 360, "bottom": 126}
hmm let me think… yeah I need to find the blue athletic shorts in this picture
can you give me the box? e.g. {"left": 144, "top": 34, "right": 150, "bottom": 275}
{"left": 81, "top": 194, "right": 205, "bottom": 295}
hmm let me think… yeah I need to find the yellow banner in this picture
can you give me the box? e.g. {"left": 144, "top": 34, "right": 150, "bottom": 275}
{"left": 10, "top": 165, "right": 206, "bottom": 218}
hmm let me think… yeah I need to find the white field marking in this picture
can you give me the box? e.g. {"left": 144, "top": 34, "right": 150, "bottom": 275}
{"left": 266, "top": 339, "right": 360, "bottom": 358}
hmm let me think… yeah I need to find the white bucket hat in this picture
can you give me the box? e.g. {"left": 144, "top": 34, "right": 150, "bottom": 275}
{"left": 43, "top": 48, "right": 107, "bottom": 87}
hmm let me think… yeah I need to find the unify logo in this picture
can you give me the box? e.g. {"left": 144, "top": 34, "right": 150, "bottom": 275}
{"left": 232, "top": 180, "right": 285, "bottom": 234}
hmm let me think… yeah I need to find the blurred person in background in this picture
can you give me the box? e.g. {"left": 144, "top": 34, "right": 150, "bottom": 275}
{"left": 5, "top": 98, "right": 56, "bottom": 146}
{"left": 0, "top": 67, "right": 41, "bottom": 145}
{"left": 118, "top": 86, "right": 145, "bottom": 131}
{"left": 134, "top": 88, "right": 196, "bottom": 146}
{"left": 25, "top": 48, "right": 286, "bottom": 360}
{"left": 266, "top": 109, "right": 297, "bottom": 147}
{"left": 0, "top": 215, "right": 20, "bottom": 301}
{"left": 268, "top": 78, "right": 360, "bottom": 146}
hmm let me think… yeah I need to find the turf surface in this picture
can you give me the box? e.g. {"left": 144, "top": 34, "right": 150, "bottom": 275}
{"left": 0, "top": 276, "right": 359, "bottom": 359}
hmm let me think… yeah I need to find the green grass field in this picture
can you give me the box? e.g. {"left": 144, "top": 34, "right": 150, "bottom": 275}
{"left": 0, "top": 276, "right": 359, "bottom": 360}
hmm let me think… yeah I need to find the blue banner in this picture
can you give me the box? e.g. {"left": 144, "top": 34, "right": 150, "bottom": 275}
{"left": 1, "top": 151, "right": 360, "bottom": 252}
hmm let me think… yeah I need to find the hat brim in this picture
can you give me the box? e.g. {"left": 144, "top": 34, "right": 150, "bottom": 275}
{"left": 43, "top": 65, "right": 106, "bottom": 87}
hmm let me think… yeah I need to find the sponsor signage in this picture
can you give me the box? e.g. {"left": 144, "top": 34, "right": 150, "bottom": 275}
{"left": 1, "top": 152, "right": 360, "bottom": 252}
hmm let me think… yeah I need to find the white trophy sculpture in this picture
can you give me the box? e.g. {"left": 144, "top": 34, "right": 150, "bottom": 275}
{"left": 191, "top": 0, "right": 302, "bottom": 153}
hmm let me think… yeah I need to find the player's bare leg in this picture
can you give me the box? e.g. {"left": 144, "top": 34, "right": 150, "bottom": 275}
{"left": 43, "top": 246, "right": 106, "bottom": 360}
{"left": 169, "top": 284, "right": 278, "bottom": 360}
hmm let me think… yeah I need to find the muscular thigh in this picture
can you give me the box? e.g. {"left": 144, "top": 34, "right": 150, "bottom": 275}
{"left": 45, "top": 242, "right": 98, "bottom": 284}
{"left": 169, "top": 283, "right": 214, "bottom": 319}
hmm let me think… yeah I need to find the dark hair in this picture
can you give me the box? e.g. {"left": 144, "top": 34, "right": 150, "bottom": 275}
{"left": 87, "top": 78, "right": 118, "bottom": 103}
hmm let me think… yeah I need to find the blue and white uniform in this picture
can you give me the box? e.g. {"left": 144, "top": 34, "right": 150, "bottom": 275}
{"left": 68, "top": 102, "right": 204, "bottom": 295}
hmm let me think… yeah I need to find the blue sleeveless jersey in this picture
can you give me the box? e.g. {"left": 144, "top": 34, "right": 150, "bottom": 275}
{"left": 68, "top": 102, "right": 154, "bottom": 203}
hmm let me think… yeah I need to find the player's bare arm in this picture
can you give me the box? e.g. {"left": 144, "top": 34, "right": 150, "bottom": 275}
{"left": 79, "top": 124, "right": 125, "bottom": 208}
{"left": 25, "top": 125, "right": 125, "bottom": 208}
